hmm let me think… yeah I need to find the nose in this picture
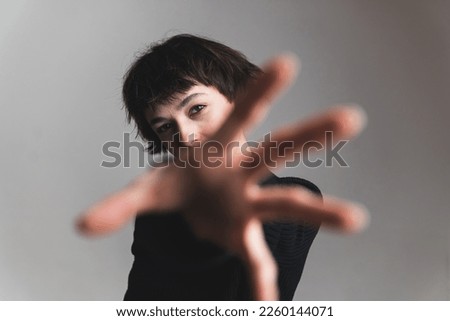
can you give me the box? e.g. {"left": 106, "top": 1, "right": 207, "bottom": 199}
{"left": 177, "top": 123, "right": 203, "bottom": 147}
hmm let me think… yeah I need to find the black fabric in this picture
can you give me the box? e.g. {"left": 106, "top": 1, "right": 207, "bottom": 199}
{"left": 124, "top": 173, "right": 321, "bottom": 301}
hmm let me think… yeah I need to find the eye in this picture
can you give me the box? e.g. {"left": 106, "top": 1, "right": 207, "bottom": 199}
{"left": 189, "top": 104, "right": 206, "bottom": 117}
{"left": 156, "top": 123, "right": 173, "bottom": 134}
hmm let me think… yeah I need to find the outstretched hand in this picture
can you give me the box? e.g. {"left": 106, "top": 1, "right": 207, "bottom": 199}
{"left": 76, "top": 55, "right": 369, "bottom": 300}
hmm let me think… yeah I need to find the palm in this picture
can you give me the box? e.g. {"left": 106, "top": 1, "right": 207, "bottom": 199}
{"left": 77, "top": 55, "right": 368, "bottom": 300}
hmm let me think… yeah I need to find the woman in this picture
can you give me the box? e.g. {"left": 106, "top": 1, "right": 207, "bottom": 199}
{"left": 77, "top": 34, "right": 368, "bottom": 300}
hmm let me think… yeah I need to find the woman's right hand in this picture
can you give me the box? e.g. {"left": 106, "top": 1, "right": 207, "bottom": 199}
{"left": 76, "top": 55, "right": 369, "bottom": 300}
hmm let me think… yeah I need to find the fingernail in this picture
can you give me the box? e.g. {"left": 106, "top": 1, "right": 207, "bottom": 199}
{"left": 346, "top": 202, "right": 370, "bottom": 232}
{"left": 75, "top": 217, "right": 92, "bottom": 235}
{"left": 272, "top": 52, "right": 301, "bottom": 82}
{"left": 341, "top": 104, "right": 368, "bottom": 135}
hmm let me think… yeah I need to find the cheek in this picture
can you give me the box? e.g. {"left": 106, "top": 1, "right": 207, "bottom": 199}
{"left": 217, "top": 102, "right": 234, "bottom": 124}
{"left": 208, "top": 103, "right": 234, "bottom": 133}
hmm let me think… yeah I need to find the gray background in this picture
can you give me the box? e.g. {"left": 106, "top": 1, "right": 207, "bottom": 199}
{"left": 0, "top": 0, "right": 449, "bottom": 300}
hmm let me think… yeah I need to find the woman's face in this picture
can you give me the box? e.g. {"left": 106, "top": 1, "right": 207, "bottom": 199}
{"left": 146, "top": 85, "right": 236, "bottom": 149}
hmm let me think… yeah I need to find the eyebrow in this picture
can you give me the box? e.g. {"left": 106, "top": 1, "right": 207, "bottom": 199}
{"left": 149, "top": 92, "right": 206, "bottom": 126}
{"left": 178, "top": 92, "right": 205, "bottom": 109}
{"left": 149, "top": 117, "right": 166, "bottom": 126}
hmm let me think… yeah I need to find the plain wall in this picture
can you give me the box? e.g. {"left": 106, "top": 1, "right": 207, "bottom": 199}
{"left": 0, "top": 0, "right": 449, "bottom": 300}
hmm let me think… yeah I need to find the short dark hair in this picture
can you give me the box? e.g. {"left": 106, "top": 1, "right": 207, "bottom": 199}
{"left": 122, "top": 34, "right": 261, "bottom": 154}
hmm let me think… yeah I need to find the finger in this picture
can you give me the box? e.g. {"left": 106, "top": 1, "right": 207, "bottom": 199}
{"left": 252, "top": 186, "right": 369, "bottom": 233}
{"left": 245, "top": 104, "right": 367, "bottom": 181}
{"left": 213, "top": 54, "right": 299, "bottom": 144}
{"left": 238, "top": 218, "right": 279, "bottom": 300}
{"left": 76, "top": 168, "right": 183, "bottom": 236}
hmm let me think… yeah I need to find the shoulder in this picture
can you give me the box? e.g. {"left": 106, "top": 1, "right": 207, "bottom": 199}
{"left": 260, "top": 173, "right": 322, "bottom": 200}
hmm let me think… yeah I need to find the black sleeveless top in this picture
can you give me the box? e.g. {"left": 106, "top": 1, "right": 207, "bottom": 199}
{"left": 124, "top": 174, "right": 321, "bottom": 300}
